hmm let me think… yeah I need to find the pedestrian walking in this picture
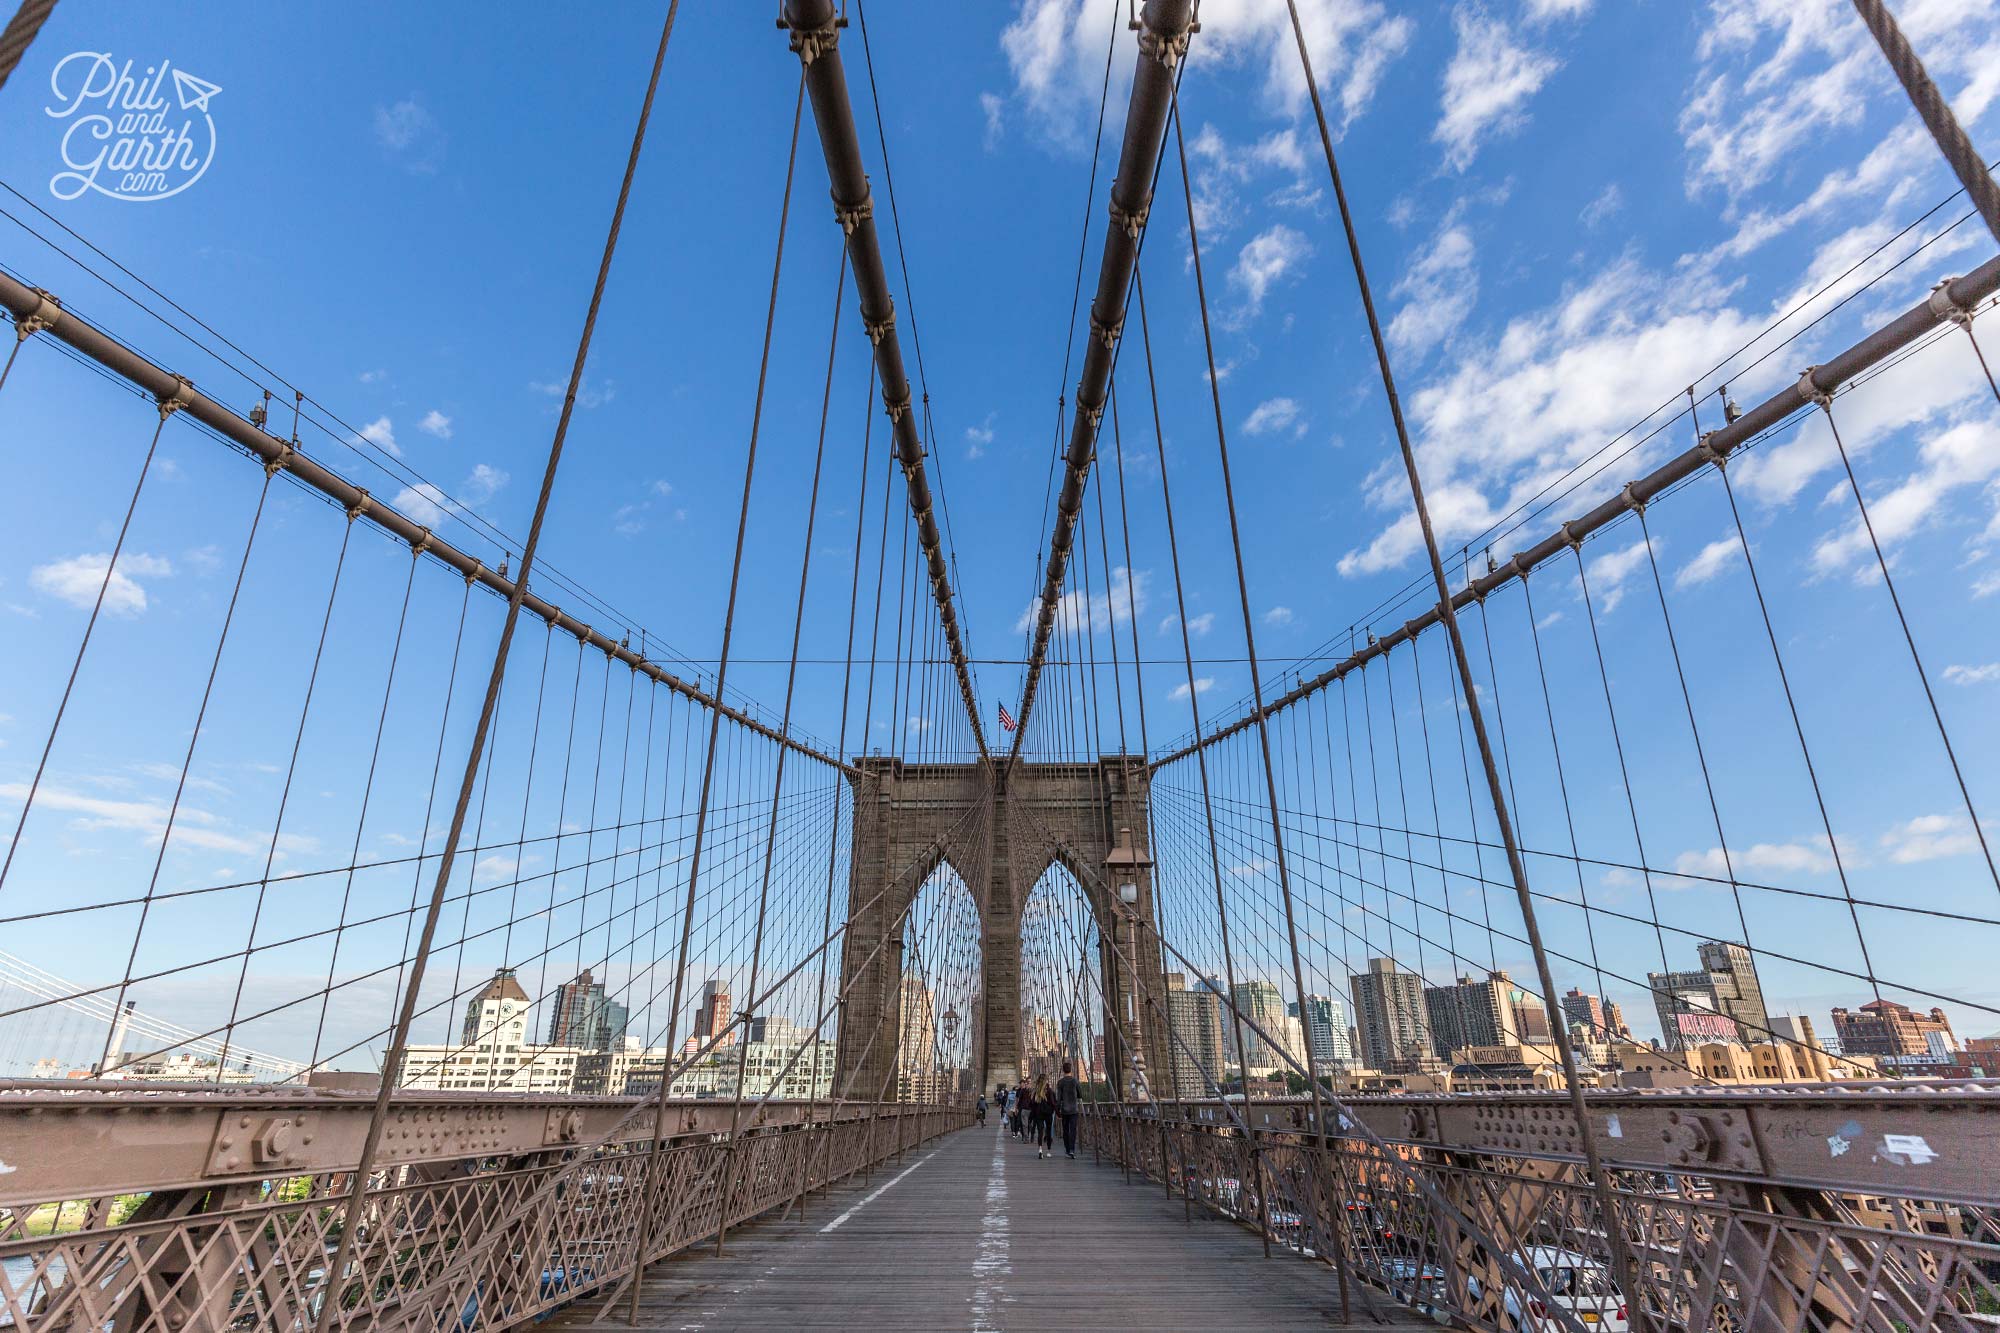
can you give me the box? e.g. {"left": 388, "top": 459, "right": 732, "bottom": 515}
{"left": 1056, "top": 1061, "right": 1082, "bottom": 1158}
{"left": 1010, "top": 1080, "right": 1028, "bottom": 1139}
{"left": 1031, "top": 1073, "right": 1056, "bottom": 1158}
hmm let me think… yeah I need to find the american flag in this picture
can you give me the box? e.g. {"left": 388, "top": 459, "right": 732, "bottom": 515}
{"left": 998, "top": 703, "right": 1017, "bottom": 733}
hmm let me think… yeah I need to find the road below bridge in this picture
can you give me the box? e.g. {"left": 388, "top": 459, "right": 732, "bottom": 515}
{"left": 545, "top": 1119, "right": 1425, "bottom": 1331}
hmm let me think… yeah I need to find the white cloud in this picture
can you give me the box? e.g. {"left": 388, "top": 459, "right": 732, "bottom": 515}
{"left": 1525, "top": 0, "right": 1592, "bottom": 18}
{"left": 1160, "top": 611, "right": 1215, "bottom": 638}
{"left": 1675, "top": 837, "right": 1837, "bottom": 877}
{"left": 980, "top": 91, "right": 1005, "bottom": 150}
{"left": 1230, "top": 224, "right": 1311, "bottom": 317}
{"left": 907, "top": 716, "right": 932, "bottom": 734}
{"left": 966, "top": 412, "right": 997, "bottom": 460}
{"left": 1015, "top": 566, "right": 1151, "bottom": 636}
{"left": 1243, "top": 397, "right": 1306, "bottom": 437}
{"left": 374, "top": 96, "right": 445, "bottom": 174}
{"left": 358, "top": 368, "right": 386, "bottom": 385}
{"left": 31, "top": 552, "right": 171, "bottom": 615}
{"left": 1580, "top": 183, "right": 1622, "bottom": 229}
{"left": 1674, "top": 535, "right": 1740, "bottom": 589}
{"left": 1810, "top": 414, "right": 2000, "bottom": 577}
{"left": 529, "top": 378, "right": 616, "bottom": 410}
{"left": 1227, "top": 858, "right": 1273, "bottom": 877}
{"left": 1879, "top": 811, "right": 1982, "bottom": 863}
{"left": 997, "top": 0, "right": 1411, "bottom": 149}
{"left": 1582, "top": 535, "right": 1655, "bottom": 613}
{"left": 1976, "top": 569, "right": 2000, "bottom": 599}
{"left": 1679, "top": 0, "right": 2000, "bottom": 201}
{"left": 389, "top": 464, "right": 507, "bottom": 530}
{"left": 1262, "top": 605, "right": 1294, "bottom": 626}
{"left": 1433, "top": 7, "right": 1559, "bottom": 172}
{"left": 463, "top": 463, "right": 508, "bottom": 505}
{"left": 391, "top": 483, "right": 450, "bottom": 529}
{"left": 1169, "top": 676, "right": 1216, "bottom": 701}
{"left": 419, "top": 409, "right": 453, "bottom": 440}
{"left": 1388, "top": 217, "right": 1477, "bottom": 356}
{"left": 0, "top": 781, "right": 306, "bottom": 858}
{"left": 1943, "top": 662, "right": 2000, "bottom": 686}
{"left": 358, "top": 416, "right": 401, "bottom": 458}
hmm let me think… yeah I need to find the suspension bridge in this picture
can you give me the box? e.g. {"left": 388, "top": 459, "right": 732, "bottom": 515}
{"left": 2, "top": 0, "right": 2000, "bottom": 1328}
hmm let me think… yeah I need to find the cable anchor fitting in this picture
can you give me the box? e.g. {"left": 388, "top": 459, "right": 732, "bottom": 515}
{"left": 1928, "top": 276, "right": 1972, "bottom": 328}
{"left": 1621, "top": 482, "right": 1645, "bottom": 514}
{"left": 1137, "top": 25, "right": 1192, "bottom": 70}
{"left": 833, "top": 189, "right": 874, "bottom": 236}
{"left": 157, "top": 375, "right": 195, "bottom": 420}
{"left": 1089, "top": 309, "right": 1124, "bottom": 351}
{"left": 864, "top": 299, "right": 896, "bottom": 346}
{"left": 788, "top": 16, "right": 840, "bottom": 65}
{"left": 346, "top": 489, "right": 372, "bottom": 522}
{"left": 1107, "top": 193, "right": 1150, "bottom": 241}
{"left": 16, "top": 288, "right": 61, "bottom": 340}
{"left": 884, "top": 386, "right": 913, "bottom": 424}
{"left": 465, "top": 559, "right": 484, "bottom": 588}
{"left": 264, "top": 441, "right": 294, "bottom": 477}
{"left": 1796, "top": 366, "right": 1831, "bottom": 411}
{"left": 1697, "top": 430, "right": 1729, "bottom": 470}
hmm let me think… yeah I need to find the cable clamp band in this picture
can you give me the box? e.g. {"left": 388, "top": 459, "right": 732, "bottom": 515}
{"left": 1560, "top": 523, "right": 1584, "bottom": 551}
{"left": 1928, "top": 276, "right": 1972, "bottom": 327}
{"left": 1089, "top": 308, "right": 1124, "bottom": 351}
{"left": 1138, "top": 25, "right": 1191, "bottom": 70}
{"left": 346, "top": 489, "right": 372, "bottom": 522}
{"left": 834, "top": 189, "right": 874, "bottom": 236}
{"left": 1108, "top": 193, "right": 1150, "bottom": 240}
{"left": 264, "top": 442, "right": 294, "bottom": 477}
{"left": 466, "top": 559, "right": 484, "bottom": 587}
{"left": 17, "top": 288, "right": 61, "bottom": 340}
{"left": 1504, "top": 552, "right": 1528, "bottom": 579}
{"left": 1621, "top": 482, "right": 1645, "bottom": 514}
{"left": 1697, "top": 430, "right": 1728, "bottom": 469}
{"left": 884, "top": 385, "right": 912, "bottom": 423}
{"left": 157, "top": 375, "right": 195, "bottom": 419}
{"left": 788, "top": 16, "right": 840, "bottom": 65}
{"left": 864, "top": 299, "right": 896, "bottom": 346}
{"left": 1080, "top": 401, "right": 1105, "bottom": 431}
{"left": 411, "top": 529, "right": 434, "bottom": 557}
{"left": 1796, "top": 366, "right": 1831, "bottom": 409}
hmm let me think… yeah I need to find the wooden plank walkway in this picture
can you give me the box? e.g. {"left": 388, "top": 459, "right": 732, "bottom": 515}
{"left": 544, "top": 1121, "right": 1429, "bottom": 1331}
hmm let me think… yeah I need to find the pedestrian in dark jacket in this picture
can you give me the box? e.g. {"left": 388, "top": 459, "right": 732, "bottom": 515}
{"left": 1056, "top": 1062, "right": 1082, "bottom": 1158}
{"left": 1031, "top": 1074, "right": 1057, "bottom": 1158}
{"left": 1011, "top": 1080, "right": 1029, "bottom": 1138}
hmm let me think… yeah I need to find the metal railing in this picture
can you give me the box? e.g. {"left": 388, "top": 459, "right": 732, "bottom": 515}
{"left": 0, "top": 1083, "right": 969, "bottom": 1331}
{"left": 1083, "top": 1089, "right": 2000, "bottom": 1332}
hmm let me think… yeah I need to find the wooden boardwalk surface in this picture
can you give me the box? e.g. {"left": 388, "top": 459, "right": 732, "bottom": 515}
{"left": 545, "top": 1121, "right": 1429, "bottom": 1331}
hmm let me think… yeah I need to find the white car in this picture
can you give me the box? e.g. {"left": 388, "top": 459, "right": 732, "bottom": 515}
{"left": 1501, "top": 1246, "right": 1629, "bottom": 1331}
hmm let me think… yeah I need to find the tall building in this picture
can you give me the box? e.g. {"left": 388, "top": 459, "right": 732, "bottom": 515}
{"left": 694, "top": 978, "right": 733, "bottom": 1047}
{"left": 462, "top": 967, "right": 531, "bottom": 1046}
{"left": 1699, "top": 940, "right": 1770, "bottom": 1041}
{"left": 1604, "top": 999, "right": 1630, "bottom": 1039}
{"left": 1561, "top": 988, "right": 1604, "bottom": 1035}
{"left": 1423, "top": 971, "right": 1545, "bottom": 1059}
{"left": 1649, "top": 969, "right": 1740, "bottom": 1050}
{"left": 1649, "top": 941, "right": 1768, "bottom": 1050}
{"left": 1230, "top": 979, "right": 1300, "bottom": 1076}
{"left": 547, "top": 969, "right": 629, "bottom": 1052}
{"left": 1165, "top": 972, "right": 1225, "bottom": 1098}
{"left": 898, "top": 975, "right": 940, "bottom": 1099}
{"left": 1351, "top": 958, "right": 1431, "bottom": 1072}
{"left": 1830, "top": 1000, "right": 1957, "bottom": 1058}
{"left": 1291, "top": 994, "right": 1354, "bottom": 1069}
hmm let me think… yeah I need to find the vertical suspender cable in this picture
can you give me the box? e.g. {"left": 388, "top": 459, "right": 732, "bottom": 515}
{"left": 1277, "top": 0, "right": 1646, "bottom": 1317}
{"left": 316, "top": 7, "right": 684, "bottom": 1325}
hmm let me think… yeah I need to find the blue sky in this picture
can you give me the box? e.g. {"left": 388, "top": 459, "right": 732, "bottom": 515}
{"left": 2, "top": 0, "right": 2000, "bottom": 1067}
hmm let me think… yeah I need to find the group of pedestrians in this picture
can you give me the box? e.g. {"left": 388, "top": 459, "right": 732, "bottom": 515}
{"left": 993, "top": 1062, "right": 1082, "bottom": 1159}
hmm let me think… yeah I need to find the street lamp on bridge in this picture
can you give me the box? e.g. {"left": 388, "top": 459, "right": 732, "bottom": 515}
{"left": 1104, "top": 826, "right": 1153, "bottom": 1103}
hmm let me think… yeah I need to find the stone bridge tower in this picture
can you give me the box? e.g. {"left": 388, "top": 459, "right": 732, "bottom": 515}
{"left": 834, "top": 755, "right": 1166, "bottom": 1102}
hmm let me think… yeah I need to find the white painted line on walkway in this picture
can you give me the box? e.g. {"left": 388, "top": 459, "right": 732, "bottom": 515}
{"left": 970, "top": 1127, "right": 1010, "bottom": 1332}
{"left": 818, "top": 1148, "right": 941, "bottom": 1233}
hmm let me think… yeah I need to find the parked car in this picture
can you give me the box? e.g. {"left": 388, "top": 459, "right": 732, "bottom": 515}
{"left": 1501, "top": 1246, "right": 1629, "bottom": 1331}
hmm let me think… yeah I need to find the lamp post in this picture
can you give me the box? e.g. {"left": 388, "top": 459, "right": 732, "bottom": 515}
{"left": 1103, "top": 826, "right": 1153, "bottom": 1103}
